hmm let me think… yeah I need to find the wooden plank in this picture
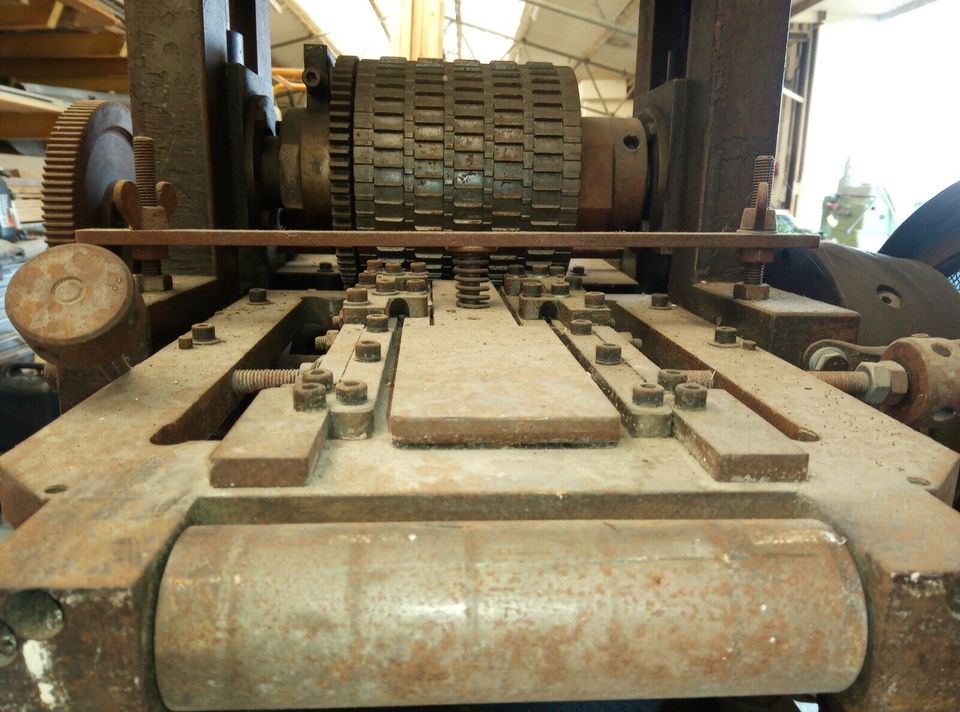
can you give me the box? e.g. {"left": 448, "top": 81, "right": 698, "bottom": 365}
{"left": 390, "top": 317, "right": 621, "bottom": 446}
{"left": 0, "top": 112, "right": 59, "bottom": 140}
{"left": 672, "top": 389, "right": 808, "bottom": 482}
{"left": 0, "top": 30, "right": 126, "bottom": 57}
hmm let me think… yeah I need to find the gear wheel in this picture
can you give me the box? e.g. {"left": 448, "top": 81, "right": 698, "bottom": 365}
{"left": 42, "top": 100, "right": 134, "bottom": 246}
{"left": 330, "top": 55, "right": 360, "bottom": 286}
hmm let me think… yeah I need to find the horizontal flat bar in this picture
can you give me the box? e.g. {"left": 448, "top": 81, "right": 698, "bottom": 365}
{"left": 76, "top": 228, "right": 819, "bottom": 250}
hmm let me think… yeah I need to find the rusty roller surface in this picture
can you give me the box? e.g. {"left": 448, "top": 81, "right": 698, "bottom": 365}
{"left": 155, "top": 519, "right": 867, "bottom": 710}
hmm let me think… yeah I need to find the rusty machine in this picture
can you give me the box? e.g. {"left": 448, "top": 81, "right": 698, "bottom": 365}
{"left": 1, "top": 1, "right": 960, "bottom": 711}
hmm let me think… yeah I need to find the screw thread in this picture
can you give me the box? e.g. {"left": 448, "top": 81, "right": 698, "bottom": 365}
{"left": 815, "top": 370, "right": 870, "bottom": 395}
{"left": 231, "top": 368, "right": 300, "bottom": 394}
{"left": 452, "top": 247, "right": 491, "bottom": 309}
{"left": 133, "top": 136, "right": 158, "bottom": 207}
{"left": 743, "top": 262, "right": 765, "bottom": 285}
{"left": 749, "top": 155, "right": 775, "bottom": 209}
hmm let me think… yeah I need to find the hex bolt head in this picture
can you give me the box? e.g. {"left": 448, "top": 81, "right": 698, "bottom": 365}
{"left": 650, "top": 293, "right": 670, "bottom": 309}
{"left": 0, "top": 622, "right": 16, "bottom": 668}
{"left": 596, "top": 343, "right": 622, "bottom": 365}
{"left": 632, "top": 382, "right": 665, "bottom": 407}
{"left": 713, "top": 326, "right": 738, "bottom": 345}
{"left": 376, "top": 275, "right": 398, "bottom": 294}
{"left": 410, "top": 261, "right": 427, "bottom": 274}
{"left": 178, "top": 335, "right": 193, "bottom": 350}
{"left": 406, "top": 278, "right": 427, "bottom": 293}
{"left": 507, "top": 264, "right": 526, "bottom": 276}
{"left": 657, "top": 368, "right": 688, "bottom": 391}
{"left": 293, "top": 382, "right": 327, "bottom": 411}
{"left": 355, "top": 339, "right": 382, "bottom": 363}
{"left": 549, "top": 265, "right": 565, "bottom": 276}
{"left": 571, "top": 265, "right": 586, "bottom": 276}
{"left": 531, "top": 262, "right": 550, "bottom": 276}
{"left": 386, "top": 262, "right": 403, "bottom": 274}
{"left": 346, "top": 287, "right": 369, "bottom": 304}
{"left": 248, "top": 287, "right": 268, "bottom": 304}
{"left": 191, "top": 323, "right": 217, "bottom": 343}
{"left": 550, "top": 280, "right": 570, "bottom": 296}
{"left": 570, "top": 319, "right": 592, "bottom": 336}
{"left": 302, "top": 367, "right": 334, "bottom": 391}
{"left": 336, "top": 379, "right": 368, "bottom": 405}
{"left": 521, "top": 280, "right": 544, "bottom": 297}
{"left": 584, "top": 291, "right": 605, "bottom": 308}
{"left": 2, "top": 590, "right": 64, "bottom": 640}
{"left": 366, "top": 259, "right": 385, "bottom": 272}
{"left": 358, "top": 271, "right": 377, "bottom": 286}
{"left": 674, "top": 382, "right": 708, "bottom": 410}
{"left": 365, "top": 313, "right": 389, "bottom": 332}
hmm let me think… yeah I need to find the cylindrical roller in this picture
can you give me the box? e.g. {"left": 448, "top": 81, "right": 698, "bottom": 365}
{"left": 155, "top": 519, "right": 867, "bottom": 710}
{"left": 5, "top": 243, "right": 149, "bottom": 369}
{"left": 579, "top": 117, "right": 649, "bottom": 230}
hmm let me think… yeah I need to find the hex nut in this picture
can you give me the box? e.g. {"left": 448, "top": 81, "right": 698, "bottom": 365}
{"left": 549, "top": 265, "right": 565, "bottom": 276}
{"left": 302, "top": 367, "right": 334, "bottom": 391}
{"left": 410, "top": 261, "right": 427, "bottom": 274}
{"left": 191, "top": 323, "right": 219, "bottom": 344}
{"left": 358, "top": 271, "right": 377, "bottom": 286}
{"left": 632, "top": 382, "right": 664, "bottom": 407}
{"left": 0, "top": 622, "right": 16, "bottom": 668}
{"left": 376, "top": 275, "right": 398, "bottom": 294}
{"left": 346, "top": 287, "right": 369, "bottom": 304}
{"left": 650, "top": 293, "right": 670, "bottom": 309}
{"left": 567, "top": 275, "right": 584, "bottom": 291}
{"left": 336, "top": 379, "right": 368, "bottom": 405}
{"left": 385, "top": 262, "right": 403, "bottom": 274}
{"left": 366, "top": 259, "right": 385, "bottom": 272}
{"left": 596, "top": 343, "right": 622, "bottom": 365}
{"left": 657, "top": 369, "right": 688, "bottom": 391}
{"left": 550, "top": 281, "right": 570, "bottom": 296}
{"left": 178, "top": 335, "right": 193, "bottom": 350}
{"left": 584, "top": 291, "right": 605, "bottom": 308}
{"left": 674, "top": 382, "right": 708, "bottom": 410}
{"left": 2, "top": 590, "right": 63, "bottom": 640}
{"left": 733, "top": 282, "right": 770, "bottom": 301}
{"left": 507, "top": 264, "right": 526, "bottom": 276}
{"left": 713, "top": 326, "right": 737, "bottom": 345}
{"left": 406, "top": 278, "right": 428, "bottom": 293}
{"left": 531, "top": 262, "right": 550, "bottom": 276}
{"left": 521, "top": 280, "right": 543, "bottom": 297}
{"left": 856, "top": 360, "right": 909, "bottom": 406}
{"left": 355, "top": 340, "right": 382, "bottom": 363}
{"left": 570, "top": 319, "right": 592, "bottom": 336}
{"left": 365, "top": 313, "right": 389, "bottom": 333}
{"left": 315, "top": 329, "right": 339, "bottom": 353}
{"left": 742, "top": 340, "right": 757, "bottom": 351}
{"left": 808, "top": 346, "right": 849, "bottom": 372}
{"left": 293, "top": 382, "right": 326, "bottom": 411}
{"left": 248, "top": 287, "right": 268, "bottom": 304}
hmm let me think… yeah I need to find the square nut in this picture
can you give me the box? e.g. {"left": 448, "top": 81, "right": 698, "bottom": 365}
{"left": 733, "top": 282, "right": 770, "bottom": 301}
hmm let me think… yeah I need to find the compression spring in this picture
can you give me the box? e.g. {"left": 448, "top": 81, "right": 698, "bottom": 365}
{"left": 451, "top": 247, "right": 492, "bottom": 309}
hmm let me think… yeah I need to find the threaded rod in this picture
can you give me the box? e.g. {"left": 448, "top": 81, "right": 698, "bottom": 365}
{"left": 232, "top": 369, "right": 300, "bottom": 394}
{"left": 134, "top": 136, "right": 158, "bottom": 207}
{"left": 815, "top": 370, "right": 869, "bottom": 395}
{"left": 749, "top": 155, "right": 775, "bottom": 209}
{"left": 743, "top": 262, "right": 765, "bottom": 286}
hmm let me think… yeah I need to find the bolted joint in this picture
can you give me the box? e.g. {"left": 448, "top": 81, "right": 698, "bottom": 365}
{"left": 674, "top": 382, "right": 708, "bottom": 411}
{"left": 521, "top": 280, "right": 544, "bottom": 297}
{"left": 733, "top": 282, "right": 770, "bottom": 301}
{"left": 406, "top": 278, "right": 428, "bottom": 294}
{"left": 336, "top": 379, "right": 368, "bottom": 405}
{"left": 531, "top": 262, "right": 550, "bottom": 276}
{"left": 584, "top": 291, "right": 605, "bottom": 308}
{"left": 550, "top": 280, "right": 570, "bottom": 296}
{"left": 410, "top": 261, "right": 428, "bottom": 275}
{"left": 191, "top": 323, "right": 220, "bottom": 345}
{"left": 856, "top": 360, "right": 909, "bottom": 406}
{"left": 808, "top": 346, "right": 849, "bottom": 372}
{"left": 355, "top": 340, "right": 382, "bottom": 363}
{"left": 358, "top": 271, "right": 377, "bottom": 286}
{"left": 346, "top": 287, "right": 369, "bottom": 304}
{"left": 293, "top": 382, "right": 326, "bottom": 411}
{"left": 302, "top": 367, "right": 334, "bottom": 391}
{"left": 570, "top": 319, "right": 592, "bottom": 336}
{"left": 632, "top": 382, "right": 664, "bottom": 407}
{"left": 376, "top": 275, "right": 398, "bottom": 295}
{"left": 713, "top": 326, "right": 738, "bottom": 346}
{"left": 595, "top": 343, "right": 622, "bottom": 365}
{"left": 365, "top": 313, "right": 389, "bottom": 333}
{"left": 657, "top": 368, "right": 688, "bottom": 391}
{"left": 315, "top": 329, "right": 339, "bottom": 353}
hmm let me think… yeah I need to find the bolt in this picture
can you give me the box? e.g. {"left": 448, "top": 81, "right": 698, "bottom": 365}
{"left": 231, "top": 368, "right": 299, "bottom": 394}
{"left": 632, "top": 382, "right": 665, "bottom": 407}
{"left": 596, "top": 343, "right": 622, "bottom": 365}
{"left": 346, "top": 287, "right": 369, "bottom": 304}
{"left": 584, "top": 291, "right": 605, "bottom": 308}
{"left": 521, "top": 280, "right": 543, "bottom": 298}
{"left": 743, "top": 263, "right": 765, "bottom": 286}
{"left": 571, "top": 265, "right": 586, "bottom": 276}
{"left": 549, "top": 265, "right": 565, "bottom": 276}
{"left": 302, "top": 367, "right": 334, "bottom": 391}
{"left": 657, "top": 369, "right": 688, "bottom": 391}
{"left": 570, "top": 319, "right": 592, "bottom": 336}
{"left": 742, "top": 340, "right": 757, "bottom": 351}
{"left": 191, "top": 323, "right": 217, "bottom": 344}
{"left": 650, "top": 293, "right": 670, "bottom": 309}
{"left": 750, "top": 155, "right": 776, "bottom": 210}
{"left": 133, "top": 135, "right": 158, "bottom": 207}
{"left": 355, "top": 340, "right": 382, "bottom": 363}
{"left": 178, "top": 335, "right": 193, "bottom": 350}
{"left": 550, "top": 280, "right": 570, "bottom": 296}
{"left": 358, "top": 271, "right": 377, "bottom": 286}
{"left": 406, "top": 278, "right": 427, "bottom": 293}
{"left": 249, "top": 288, "right": 268, "bottom": 304}
{"left": 336, "top": 379, "right": 368, "bottom": 405}
{"left": 293, "top": 382, "right": 326, "bottom": 411}
{"left": 531, "top": 262, "right": 550, "bottom": 276}
{"left": 410, "top": 261, "right": 427, "bottom": 274}
{"left": 713, "top": 326, "right": 737, "bottom": 345}
{"left": 674, "top": 382, "right": 708, "bottom": 410}
{"left": 376, "top": 275, "right": 398, "bottom": 294}
{"left": 0, "top": 623, "right": 16, "bottom": 668}
{"left": 808, "top": 346, "right": 849, "bottom": 372}
{"left": 2, "top": 590, "right": 64, "bottom": 640}
{"left": 365, "top": 313, "right": 389, "bottom": 333}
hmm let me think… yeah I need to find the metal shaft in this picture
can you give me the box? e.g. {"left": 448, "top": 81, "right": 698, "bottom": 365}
{"left": 231, "top": 368, "right": 300, "bottom": 394}
{"left": 815, "top": 370, "right": 870, "bottom": 395}
{"left": 155, "top": 519, "right": 867, "bottom": 710}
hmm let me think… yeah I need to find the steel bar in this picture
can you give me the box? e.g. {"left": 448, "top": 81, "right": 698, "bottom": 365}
{"left": 77, "top": 228, "right": 819, "bottom": 249}
{"left": 519, "top": 0, "right": 635, "bottom": 37}
{"left": 155, "top": 519, "right": 867, "bottom": 710}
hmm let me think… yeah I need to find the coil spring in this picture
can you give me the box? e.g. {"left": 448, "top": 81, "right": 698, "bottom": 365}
{"left": 231, "top": 369, "right": 300, "bottom": 394}
{"left": 743, "top": 263, "right": 765, "bottom": 285}
{"left": 452, "top": 248, "right": 491, "bottom": 309}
